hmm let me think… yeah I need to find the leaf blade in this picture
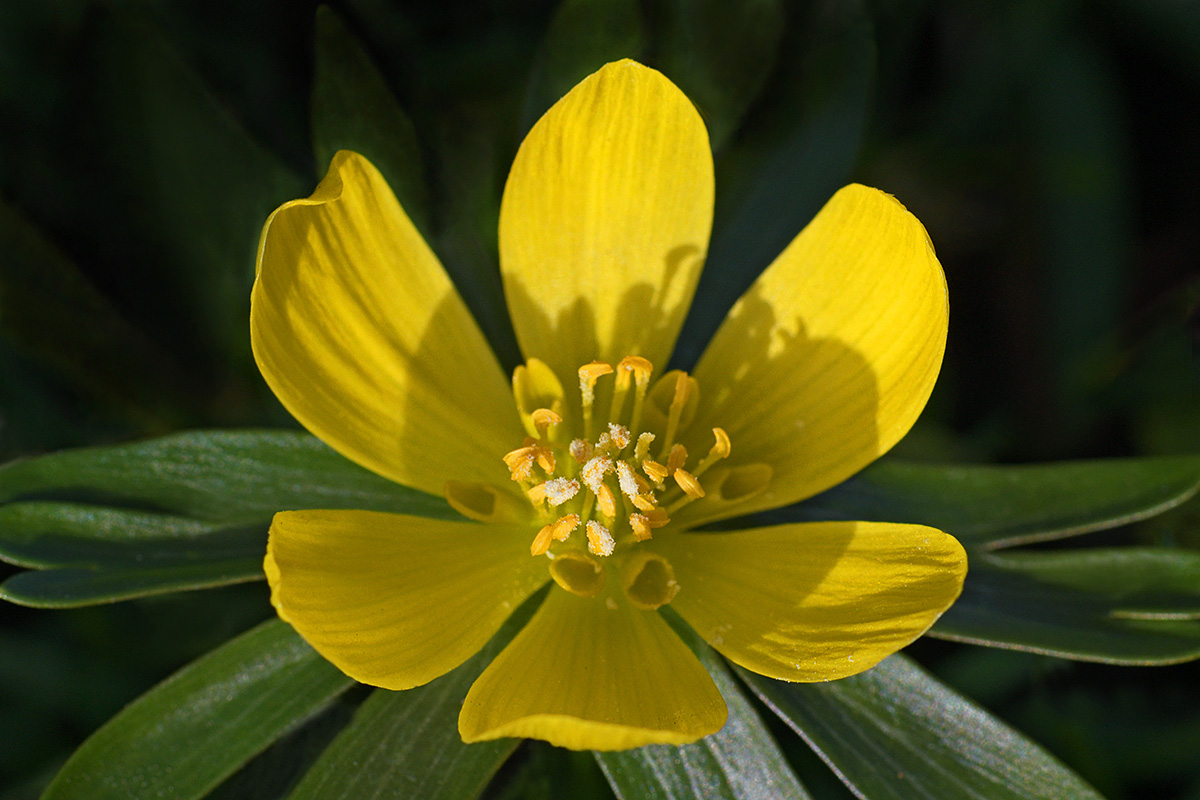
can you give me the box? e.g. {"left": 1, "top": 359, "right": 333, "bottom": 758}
{"left": 931, "top": 548, "right": 1200, "bottom": 664}
{"left": 743, "top": 654, "right": 1104, "bottom": 800}
{"left": 41, "top": 619, "right": 354, "bottom": 800}
{"left": 753, "top": 457, "right": 1200, "bottom": 549}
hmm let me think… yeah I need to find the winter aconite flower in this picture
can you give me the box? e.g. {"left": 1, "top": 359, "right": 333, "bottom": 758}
{"left": 251, "top": 59, "right": 967, "bottom": 751}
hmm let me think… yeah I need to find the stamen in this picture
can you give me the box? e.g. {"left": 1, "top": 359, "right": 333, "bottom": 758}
{"left": 658, "top": 371, "right": 692, "bottom": 458}
{"left": 629, "top": 513, "right": 653, "bottom": 541}
{"left": 578, "top": 362, "right": 613, "bottom": 438}
{"left": 631, "top": 494, "right": 657, "bottom": 512}
{"left": 618, "top": 356, "right": 654, "bottom": 433}
{"left": 542, "top": 477, "right": 579, "bottom": 506}
{"left": 595, "top": 483, "right": 617, "bottom": 519}
{"left": 502, "top": 444, "right": 537, "bottom": 482}
{"left": 644, "top": 508, "right": 670, "bottom": 528}
{"left": 692, "top": 427, "right": 732, "bottom": 477}
{"left": 569, "top": 438, "right": 592, "bottom": 464}
{"left": 607, "top": 423, "right": 631, "bottom": 451}
{"left": 673, "top": 468, "right": 705, "bottom": 499}
{"left": 634, "top": 432, "right": 655, "bottom": 463}
{"left": 586, "top": 520, "right": 615, "bottom": 556}
{"left": 530, "top": 513, "right": 580, "bottom": 556}
{"left": 531, "top": 408, "right": 562, "bottom": 438}
{"left": 580, "top": 455, "right": 613, "bottom": 494}
{"left": 615, "top": 461, "right": 641, "bottom": 501}
{"left": 666, "top": 444, "right": 688, "bottom": 476}
{"left": 533, "top": 446, "right": 555, "bottom": 474}
{"left": 513, "top": 359, "right": 565, "bottom": 439}
{"left": 642, "top": 459, "right": 668, "bottom": 487}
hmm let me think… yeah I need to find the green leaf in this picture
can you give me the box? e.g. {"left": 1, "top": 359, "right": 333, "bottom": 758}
{"left": 647, "top": 0, "right": 784, "bottom": 150}
{"left": 0, "top": 429, "right": 453, "bottom": 522}
{"left": 676, "top": 10, "right": 875, "bottom": 367}
{"left": 311, "top": 5, "right": 432, "bottom": 238}
{"left": 743, "top": 654, "right": 1104, "bottom": 800}
{"left": 0, "top": 430, "right": 455, "bottom": 606}
{"left": 754, "top": 457, "right": 1200, "bottom": 550}
{"left": 520, "top": 0, "right": 645, "bottom": 135}
{"left": 932, "top": 548, "right": 1200, "bottom": 664}
{"left": 41, "top": 619, "right": 354, "bottom": 800}
{"left": 595, "top": 621, "right": 810, "bottom": 800}
{"left": 284, "top": 591, "right": 544, "bottom": 800}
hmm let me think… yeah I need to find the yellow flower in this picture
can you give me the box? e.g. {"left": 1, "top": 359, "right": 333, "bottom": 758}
{"left": 251, "top": 59, "right": 966, "bottom": 751}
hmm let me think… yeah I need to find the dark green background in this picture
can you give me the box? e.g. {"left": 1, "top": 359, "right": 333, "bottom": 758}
{"left": 1, "top": 1, "right": 1198, "bottom": 798}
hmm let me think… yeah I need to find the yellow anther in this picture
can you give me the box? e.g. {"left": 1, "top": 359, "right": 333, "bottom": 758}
{"left": 632, "top": 494, "right": 657, "bottom": 512}
{"left": 578, "top": 362, "right": 613, "bottom": 438}
{"left": 634, "top": 432, "right": 655, "bottom": 462}
{"left": 595, "top": 483, "right": 618, "bottom": 519}
{"left": 673, "top": 468, "right": 705, "bottom": 499}
{"left": 531, "top": 513, "right": 581, "bottom": 556}
{"left": 502, "top": 445, "right": 537, "bottom": 482}
{"left": 615, "top": 460, "right": 641, "bottom": 500}
{"left": 629, "top": 513, "right": 653, "bottom": 541}
{"left": 527, "top": 482, "right": 548, "bottom": 505}
{"left": 552, "top": 513, "right": 580, "bottom": 541}
{"left": 607, "top": 423, "right": 631, "bottom": 451}
{"left": 531, "top": 408, "right": 562, "bottom": 438}
{"left": 586, "top": 520, "right": 615, "bottom": 556}
{"left": 666, "top": 443, "right": 688, "bottom": 475}
{"left": 581, "top": 455, "right": 613, "bottom": 494}
{"left": 618, "top": 356, "right": 654, "bottom": 386}
{"left": 710, "top": 427, "right": 731, "bottom": 458}
{"left": 569, "top": 438, "right": 593, "bottom": 464}
{"left": 644, "top": 508, "right": 670, "bottom": 528}
{"left": 693, "top": 427, "right": 732, "bottom": 477}
{"left": 579, "top": 361, "right": 614, "bottom": 388}
{"left": 543, "top": 477, "right": 579, "bottom": 506}
{"left": 530, "top": 524, "right": 554, "bottom": 556}
{"left": 534, "top": 446, "right": 555, "bottom": 474}
{"left": 642, "top": 459, "right": 668, "bottom": 486}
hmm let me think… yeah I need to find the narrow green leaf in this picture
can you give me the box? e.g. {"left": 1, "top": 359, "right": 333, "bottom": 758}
{"left": 648, "top": 0, "right": 784, "bottom": 150}
{"left": 932, "top": 548, "right": 1200, "bottom": 664}
{"left": 595, "top": 623, "right": 810, "bottom": 800}
{"left": 285, "top": 593, "right": 543, "bottom": 800}
{"left": 0, "top": 559, "right": 261, "bottom": 608}
{"left": 0, "top": 502, "right": 258, "bottom": 569}
{"left": 520, "top": 0, "right": 645, "bottom": 135}
{"left": 41, "top": 619, "right": 354, "bottom": 800}
{"left": 311, "top": 5, "right": 431, "bottom": 237}
{"left": 751, "top": 457, "right": 1200, "bottom": 550}
{"left": 676, "top": 11, "right": 875, "bottom": 367}
{"left": 743, "top": 654, "right": 1104, "bottom": 800}
{"left": 0, "top": 429, "right": 453, "bottom": 522}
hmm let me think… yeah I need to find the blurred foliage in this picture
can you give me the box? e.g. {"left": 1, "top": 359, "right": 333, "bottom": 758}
{"left": 0, "top": 0, "right": 1198, "bottom": 798}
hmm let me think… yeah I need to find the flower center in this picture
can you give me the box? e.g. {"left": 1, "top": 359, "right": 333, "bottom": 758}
{"left": 504, "top": 356, "right": 730, "bottom": 557}
{"left": 495, "top": 356, "right": 732, "bottom": 608}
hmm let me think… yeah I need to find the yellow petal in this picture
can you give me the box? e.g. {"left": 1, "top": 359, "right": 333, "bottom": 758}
{"left": 656, "top": 522, "right": 966, "bottom": 682}
{"left": 252, "top": 150, "right": 522, "bottom": 495}
{"left": 500, "top": 60, "right": 714, "bottom": 378}
{"left": 459, "top": 588, "right": 726, "bottom": 750}
{"left": 682, "top": 185, "right": 947, "bottom": 526}
{"left": 265, "top": 509, "right": 547, "bottom": 690}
